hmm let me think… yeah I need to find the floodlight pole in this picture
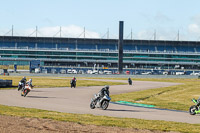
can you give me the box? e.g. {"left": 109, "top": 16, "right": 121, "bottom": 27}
{"left": 107, "top": 28, "right": 109, "bottom": 39}
{"left": 118, "top": 21, "right": 124, "bottom": 74}
{"left": 131, "top": 29, "right": 133, "bottom": 40}
{"left": 36, "top": 26, "right": 38, "bottom": 37}
{"left": 177, "top": 30, "right": 179, "bottom": 41}
{"left": 12, "top": 25, "right": 14, "bottom": 36}
{"left": 60, "top": 26, "right": 62, "bottom": 38}
{"left": 84, "top": 27, "right": 85, "bottom": 38}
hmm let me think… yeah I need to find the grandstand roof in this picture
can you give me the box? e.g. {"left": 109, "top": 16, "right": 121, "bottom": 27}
{"left": 0, "top": 36, "right": 200, "bottom": 46}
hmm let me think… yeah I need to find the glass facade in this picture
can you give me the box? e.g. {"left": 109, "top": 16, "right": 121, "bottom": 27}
{"left": 0, "top": 36, "right": 200, "bottom": 69}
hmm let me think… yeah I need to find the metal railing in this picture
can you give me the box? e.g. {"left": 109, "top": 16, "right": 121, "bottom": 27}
{"left": 0, "top": 46, "right": 200, "bottom": 55}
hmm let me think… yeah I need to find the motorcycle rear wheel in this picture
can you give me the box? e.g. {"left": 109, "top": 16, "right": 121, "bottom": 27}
{"left": 189, "top": 105, "right": 198, "bottom": 115}
{"left": 101, "top": 100, "right": 109, "bottom": 110}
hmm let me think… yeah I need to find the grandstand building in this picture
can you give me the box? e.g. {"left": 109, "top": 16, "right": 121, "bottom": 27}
{"left": 0, "top": 36, "right": 200, "bottom": 72}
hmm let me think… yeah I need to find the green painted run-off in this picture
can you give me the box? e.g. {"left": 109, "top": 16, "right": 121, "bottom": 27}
{"left": 116, "top": 101, "right": 155, "bottom": 108}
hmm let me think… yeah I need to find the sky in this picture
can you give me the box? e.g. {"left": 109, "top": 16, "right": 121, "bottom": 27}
{"left": 1, "top": 0, "right": 200, "bottom": 41}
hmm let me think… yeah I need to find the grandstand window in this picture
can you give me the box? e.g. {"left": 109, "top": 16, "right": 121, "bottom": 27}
{"left": 2, "top": 36, "right": 200, "bottom": 69}
{"left": 109, "top": 53, "right": 118, "bottom": 56}
{"left": 101, "top": 53, "right": 109, "bottom": 56}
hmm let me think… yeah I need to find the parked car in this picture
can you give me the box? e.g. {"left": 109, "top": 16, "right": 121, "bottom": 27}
{"left": 78, "top": 70, "right": 84, "bottom": 74}
{"left": 190, "top": 72, "right": 200, "bottom": 76}
{"left": 176, "top": 72, "right": 185, "bottom": 75}
{"left": 141, "top": 72, "right": 151, "bottom": 75}
{"left": 60, "top": 69, "right": 66, "bottom": 74}
{"left": 104, "top": 70, "right": 112, "bottom": 74}
{"left": 163, "top": 71, "right": 169, "bottom": 75}
{"left": 72, "top": 69, "right": 77, "bottom": 74}
{"left": 67, "top": 69, "right": 72, "bottom": 74}
{"left": 91, "top": 70, "right": 98, "bottom": 74}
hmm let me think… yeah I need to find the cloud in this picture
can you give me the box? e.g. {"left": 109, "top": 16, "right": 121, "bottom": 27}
{"left": 188, "top": 15, "right": 200, "bottom": 33}
{"left": 133, "top": 28, "right": 187, "bottom": 41}
{"left": 0, "top": 23, "right": 196, "bottom": 41}
{"left": 61, "top": 25, "right": 100, "bottom": 38}
{"left": 136, "top": 30, "right": 153, "bottom": 40}
{"left": 188, "top": 23, "right": 200, "bottom": 34}
{"left": 187, "top": 14, "right": 200, "bottom": 40}
{"left": 191, "top": 14, "right": 200, "bottom": 25}
{"left": 154, "top": 12, "right": 171, "bottom": 23}
{"left": 9, "top": 25, "right": 101, "bottom": 38}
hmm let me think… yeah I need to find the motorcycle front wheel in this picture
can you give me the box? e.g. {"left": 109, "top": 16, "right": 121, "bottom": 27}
{"left": 90, "top": 101, "right": 95, "bottom": 109}
{"left": 24, "top": 90, "right": 29, "bottom": 97}
{"left": 18, "top": 85, "right": 22, "bottom": 91}
{"left": 101, "top": 100, "right": 109, "bottom": 110}
{"left": 189, "top": 105, "right": 198, "bottom": 115}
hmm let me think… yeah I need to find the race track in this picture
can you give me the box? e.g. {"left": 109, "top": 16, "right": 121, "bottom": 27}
{"left": 0, "top": 80, "right": 199, "bottom": 124}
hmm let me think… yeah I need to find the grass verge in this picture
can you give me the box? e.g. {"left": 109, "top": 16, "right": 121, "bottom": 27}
{"left": 111, "top": 78, "right": 200, "bottom": 111}
{"left": 0, "top": 104, "right": 200, "bottom": 133}
{"left": 0, "top": 76, "right": 126, "bottom": 89}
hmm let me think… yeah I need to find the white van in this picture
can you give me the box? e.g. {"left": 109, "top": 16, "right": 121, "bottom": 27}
{"left": 141, "top": 72, "right": 151, "bottom": 75}
{"left": 104, "top": 70, "right": 112, "bottom": 74}
{"left": 91, "top": 70, "right": 98, "bottom": 74}
{"left": 176, "top": 72, "right": 185, "bottom": 75}
{"left": 67, "top": 69, "right": 72, "bottom": 74}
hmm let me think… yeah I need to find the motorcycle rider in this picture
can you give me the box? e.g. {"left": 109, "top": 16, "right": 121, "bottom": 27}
{"left": 196, "top": 97, "right": 200, "bottom": 106}
{"left": 71, "top": 76, "right": 77, "bottom": 87}
{"left": 21, "top": 79, "right": 33, "bottom": 96}
{"left": 128, "top": 77, "right": 132, "bottom": 85}
{"left": 95, "top": 85, "right": 110, "bottom": 101}
{"left": 18, "top": 76, "right": 26, "bottom": 91}
{"left": 72, "top": 76, "right": 76, "bottom": 82}
{"left": 26, "top": 79, "right": 33, "bottom": 88}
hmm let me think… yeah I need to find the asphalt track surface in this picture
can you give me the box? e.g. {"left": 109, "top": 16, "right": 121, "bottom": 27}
{"left": 0, "top": 79, "right": 199, "bottom": 124}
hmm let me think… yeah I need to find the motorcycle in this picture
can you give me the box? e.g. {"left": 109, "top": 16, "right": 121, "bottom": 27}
{"left": 189, "top": 98, "right": 200, "bottom": 115}
{"left": 90, "top": 93, "right": 111, "bottom": 110}
{"left": 21, "top": 84, "right": 33, "bottom": 97}
{"left": 70, "top": 80, "right": 76, "bottom": 88}
{"left": 18, "top": 82, "right": 24, "bottom": 91}
{"left": 128, "top": 79, "right": 132, "bottom": 85}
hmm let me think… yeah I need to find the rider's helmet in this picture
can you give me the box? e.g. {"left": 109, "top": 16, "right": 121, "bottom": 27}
{"left": 23, "top": 76, "right": 26, "bottom": 80}
{"left": 105, "top": 85, "right": 109, "bottom": 90}
{"left": 29, "top": 79, "right": 32, "bottom": 83}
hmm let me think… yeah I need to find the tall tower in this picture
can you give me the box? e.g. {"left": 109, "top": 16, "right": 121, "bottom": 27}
{"left": 118, "top": 21, "right": 124, "bottom": 74}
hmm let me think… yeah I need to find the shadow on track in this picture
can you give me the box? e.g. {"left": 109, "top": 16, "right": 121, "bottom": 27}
{"left": 31, "top": 90, "right": 48, "bottom": 92}
{"left": 27, "top": 96, "right": 56, "bottom": 99}
{"left": 106, "top": 109, "right": 143, "bottom": 113}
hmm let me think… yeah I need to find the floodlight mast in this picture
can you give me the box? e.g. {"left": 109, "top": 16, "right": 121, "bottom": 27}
{"left": 12, "top": 25, "right": 13, "bottom": 36}
{"left": 118, "top": 21, "right": 124, "bottom": 74}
